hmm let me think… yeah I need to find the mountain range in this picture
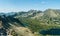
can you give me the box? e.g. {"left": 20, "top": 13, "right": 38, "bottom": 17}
{"left": 0, "top": 9, "right": 60, "bottom": 36}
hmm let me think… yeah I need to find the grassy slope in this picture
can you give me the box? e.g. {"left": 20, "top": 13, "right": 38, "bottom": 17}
{"left": 17, "top": 17, "right": 60, "bottom": 33}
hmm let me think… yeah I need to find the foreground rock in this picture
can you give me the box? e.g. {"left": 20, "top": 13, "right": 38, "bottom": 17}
{"left": 14, "top": 27, "right": 34, "bottom": 36}
{"left": 10, "top": 27, "right": 34, "bottom": 36}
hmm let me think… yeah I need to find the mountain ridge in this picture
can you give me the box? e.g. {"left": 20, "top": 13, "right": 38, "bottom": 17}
{"left": 0, "top": 9, "right": 60, "bottom": 36}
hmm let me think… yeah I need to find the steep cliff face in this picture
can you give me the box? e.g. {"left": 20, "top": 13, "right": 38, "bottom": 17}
{"left": 0, "top": 14, "right": 34, "bottom": 36}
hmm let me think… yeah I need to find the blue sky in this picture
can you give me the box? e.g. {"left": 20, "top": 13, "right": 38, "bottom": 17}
{"left": 0, "top": 0, "right": 60, "bottom": 12}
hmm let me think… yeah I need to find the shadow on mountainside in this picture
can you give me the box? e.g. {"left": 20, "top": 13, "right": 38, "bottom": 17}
{"left": 40, "top": 28, "right": 60, "bottom": 35}
{"left": 0, "top": 15, "right": 26, "bottom": 35}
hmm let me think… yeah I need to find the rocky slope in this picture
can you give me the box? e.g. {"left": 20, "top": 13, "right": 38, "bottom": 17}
{"left": 0, "top": 14, "right": 34, "bottom": 36}
{"left": 0, "top": 9, "right": 60, "bottom": 36}
{"left": 14, "top": 9, "right": 60, "bottom": 36}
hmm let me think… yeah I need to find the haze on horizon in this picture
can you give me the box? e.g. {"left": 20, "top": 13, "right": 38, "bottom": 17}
{"left": 0, "top": 0, "right": 60, "bottom": 13}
